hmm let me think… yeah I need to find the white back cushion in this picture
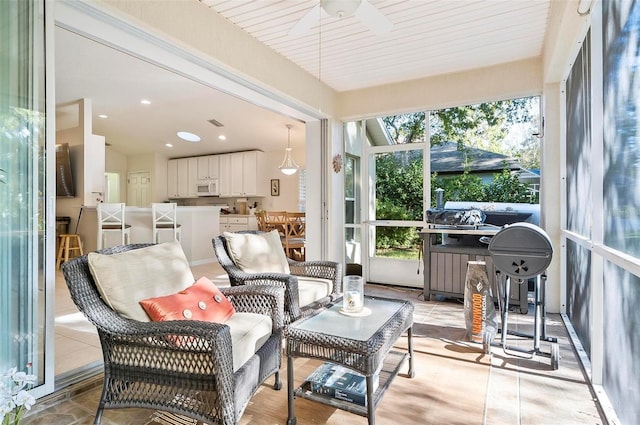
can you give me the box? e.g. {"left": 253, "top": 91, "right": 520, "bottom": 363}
{"left": 296, "top": 277, "right": 333, "bottom": 308}
{"left": 88, "top": 241, "right": 194, "bottom": 321}
{"left": 224, "top": 230, "right": 290, "bottom": 274}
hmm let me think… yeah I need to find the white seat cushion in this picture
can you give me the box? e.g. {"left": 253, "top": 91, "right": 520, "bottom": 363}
{"left": 227, "top": 312, "right": 273, "bottom": 372}
{"left": 296, "top": 277, "right": 333, "bottom": 308}
{"left": 87, "top": 241, "right": 194, "bottom": 322}
{"left": 224, "top": 230, "right": 290, "bottom": 274}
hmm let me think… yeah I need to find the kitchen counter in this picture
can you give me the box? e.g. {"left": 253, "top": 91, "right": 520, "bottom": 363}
{"left": 220, "top": 214, "right": 258, "bottom": 232}
{"left": 74, "top": 205, "right": 226, "bottom": 264}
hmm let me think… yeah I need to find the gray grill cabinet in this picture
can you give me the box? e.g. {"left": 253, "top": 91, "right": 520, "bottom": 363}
{"left": 420, "top": 225, "right": 529, "bottom": 313}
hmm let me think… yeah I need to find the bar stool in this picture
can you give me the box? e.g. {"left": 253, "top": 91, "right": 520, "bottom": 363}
{"left": 97, "top": 203, "right": 131, "bottom": 249}
{"left": 151, "top": 202, "right": 181, "bottom": 243}
{"left": 56, "top": 234, "right": 83, "bottom": 269}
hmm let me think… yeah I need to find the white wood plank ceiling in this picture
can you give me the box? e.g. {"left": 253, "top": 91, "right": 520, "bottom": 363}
{"left": 200, "top": 0, "right": 552, "bottom": 92}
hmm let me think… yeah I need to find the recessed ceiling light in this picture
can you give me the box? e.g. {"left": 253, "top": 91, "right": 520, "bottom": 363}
{"left": 177, "top": 131, "right": 201, "bottom": 142}
{"left": 98, "top": 114, "right": 108, "bottom": 119}
{"left": 165, "top": 143, "right": 173, "bottom": 148}
{"left": 218, "top": 135, "right": 226, "bottom": 141}
{"left": 140, "top": 99, "right": 151, "bottom": 105}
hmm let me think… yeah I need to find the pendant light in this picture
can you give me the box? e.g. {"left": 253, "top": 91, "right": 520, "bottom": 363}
{"left": 279, "top": 124, "right": 299, "bottom": 175}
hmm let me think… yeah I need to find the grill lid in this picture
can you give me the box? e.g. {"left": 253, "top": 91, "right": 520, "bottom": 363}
{"left": 488, "top": 222, "right": 553, "bottom": 279}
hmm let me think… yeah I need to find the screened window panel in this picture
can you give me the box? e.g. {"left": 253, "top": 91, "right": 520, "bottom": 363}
{"left": 603, "top": 1, "right": 640, "bottom": 257}
{"left": 602, "top": 261, "right": 640, "bottom": 425}
{"left": 565, "top": 240, "right": 591, "bottom": 357}
{"left": 565, "top": 30, "right": 592, "bottom": 237}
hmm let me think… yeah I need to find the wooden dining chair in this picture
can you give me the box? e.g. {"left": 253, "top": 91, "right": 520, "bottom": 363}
{"left": 284, "top": 212, "right": 305, "bottom": 261}
{"left": 264, "top": 211, "right": 288, "bottom": 239}
{"left": 255, "top": 210, "right": 268, "bottom": 231}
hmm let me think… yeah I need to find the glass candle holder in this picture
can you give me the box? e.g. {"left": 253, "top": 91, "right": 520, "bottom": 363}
{"left": 343, "top": 275, "right": 364, "bottom": 313}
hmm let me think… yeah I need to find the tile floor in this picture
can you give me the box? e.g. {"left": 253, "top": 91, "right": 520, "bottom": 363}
{"left": 40, "top": 261, "right": 605, "bottom": 424}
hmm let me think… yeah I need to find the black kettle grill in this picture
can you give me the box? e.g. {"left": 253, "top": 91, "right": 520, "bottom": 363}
{"left": 488, "top": 222, "right": 559, "bottom": 369}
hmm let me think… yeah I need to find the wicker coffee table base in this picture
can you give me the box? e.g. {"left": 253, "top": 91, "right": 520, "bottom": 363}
{"left": 285, "top": 297, "right": 414, "bottom": 425}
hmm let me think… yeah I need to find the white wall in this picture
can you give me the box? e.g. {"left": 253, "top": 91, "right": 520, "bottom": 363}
{"left": 262, "top": 150, "right": 303, "bottom": 212}
{"left": 337, "top": 58, "right": 542, "bottom": 120}
{"left": 105, "top": 146, "right": 127, "bottom": 202}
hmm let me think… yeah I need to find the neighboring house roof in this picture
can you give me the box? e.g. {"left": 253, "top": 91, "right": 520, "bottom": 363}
{"left": 364, "top": 120, "right": 524, "bottom": 175}
{"left": 365, "top": 118, "right": 393, "bottom": 146}
{"left": 431, "top": 141, "right": 521, "bottom": 175}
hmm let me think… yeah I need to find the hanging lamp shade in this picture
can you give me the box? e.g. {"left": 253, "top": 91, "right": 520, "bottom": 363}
{"left": 279, "top": 125, "right": 299, "bottom": 175}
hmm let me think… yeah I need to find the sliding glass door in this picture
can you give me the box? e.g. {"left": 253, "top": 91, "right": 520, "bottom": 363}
{"left": 0, "top": 0, "right": 53, "bottom": 397}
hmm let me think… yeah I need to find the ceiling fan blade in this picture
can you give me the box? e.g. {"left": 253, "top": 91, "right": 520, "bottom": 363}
{"left": 289, "top": 4, "right": 322, "bottom": 36}
{"left": 355, "top": 0, "right": 392, "bottom": 35}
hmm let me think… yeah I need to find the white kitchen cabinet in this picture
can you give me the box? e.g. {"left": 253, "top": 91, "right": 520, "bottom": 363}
{"left": 169, "top": 151, "right": 263, "bottom": 198}
{"left": 187, "top": 157, "right": 198, "bottom": 197}
{"left": 241, "top": 151, "right": 260, "bottom": 196}
{"left": 219, "top": 215, "right": 258, "bottom": 234}
{"left": 219, "top": 150, "right": 265, "bottom": 197}
{"left": 168, "top": 158, "right": 195, "bottom": 198}
{"left": 167, "top": 159, "right": 179, "bottom": 198}
{"left": 197, "top": 155, "right": 219, "bottom": 180}
{"left": 230, "top": 153, "right": 244, "bottom": 196}
{"left": 218, "top": 153, "right": 232, "bottom": 196}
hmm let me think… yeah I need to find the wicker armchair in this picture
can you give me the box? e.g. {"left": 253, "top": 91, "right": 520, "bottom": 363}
{"left": 61, "top": 244, "right": 284, "bottom": 425}
{"left": 213, "top": 231, "right": 342, "bottom": 323}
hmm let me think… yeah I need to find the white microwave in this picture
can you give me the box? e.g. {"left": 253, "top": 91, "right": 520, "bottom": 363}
{"left": 196, "top": 179, "right": 219, "bottom": 196}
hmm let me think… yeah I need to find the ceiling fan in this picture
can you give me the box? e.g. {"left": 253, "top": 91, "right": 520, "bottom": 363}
{"left": 289, "top": 0, "right": 393, "bottom": 36}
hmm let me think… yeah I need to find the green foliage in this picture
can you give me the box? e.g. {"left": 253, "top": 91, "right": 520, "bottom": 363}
{"left": 381, "top": 113, "right": 426, "bottom": 144}
{"left": 431, "top": 166, "right": 538, "bottom": 206}
{"left": 375, "top": 200, "right": 416, "bottom": 249}
{"left": 482, "top": 168, "right": 535, "bottom": 203}
{"left": 375, "top": 151, "right": 423, "bottom": 221}
{"left": 431, "top": 170, "right": 485, "bottom": 203}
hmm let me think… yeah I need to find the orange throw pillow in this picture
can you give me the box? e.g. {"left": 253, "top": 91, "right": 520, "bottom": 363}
{"left": 139, "top": 276, "right": 235, "bottom": 323}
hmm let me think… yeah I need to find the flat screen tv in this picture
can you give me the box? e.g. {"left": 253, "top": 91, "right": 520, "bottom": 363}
{"left": 56, "top": 143, "right": 76, "bottom": 197}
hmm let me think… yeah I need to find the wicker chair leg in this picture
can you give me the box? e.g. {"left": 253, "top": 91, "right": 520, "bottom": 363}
{"left": 93, "top": 407, "right": 103, "bottom": 425}
{"left": 274, "top": 371, "right": 282, "bottom": 390}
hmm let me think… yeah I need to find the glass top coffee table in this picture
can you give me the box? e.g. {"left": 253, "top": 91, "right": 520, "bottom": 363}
{"left": 285, "top": 296, "right": 414, "bottom": 425}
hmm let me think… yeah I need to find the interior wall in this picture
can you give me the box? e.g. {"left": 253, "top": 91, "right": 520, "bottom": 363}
{"left": 153, "top": 153, "right": 169, "bottom": 203}
{"left": 55, "top": 111, "right": 86, "bottom": 238}
{"left": 127, "top": 153, "right": 157, "bottom": 204}
{"left": 263, "top": 150, "right": 303, "bottom": 212}
{"left": 105, "top": 146, "right": 127, "bottom": 203}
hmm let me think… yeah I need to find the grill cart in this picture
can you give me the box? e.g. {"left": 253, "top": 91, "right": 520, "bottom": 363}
{"left": 487, "top": 222, "right": 560, "bottom": 370}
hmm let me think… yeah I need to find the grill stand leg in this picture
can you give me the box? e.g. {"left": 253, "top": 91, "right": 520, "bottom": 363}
{"left": 500, "top": 275, "right": 511, "bottom": 347}
{"left": 493, "top": 271, "right": 559, "bottom": 370}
